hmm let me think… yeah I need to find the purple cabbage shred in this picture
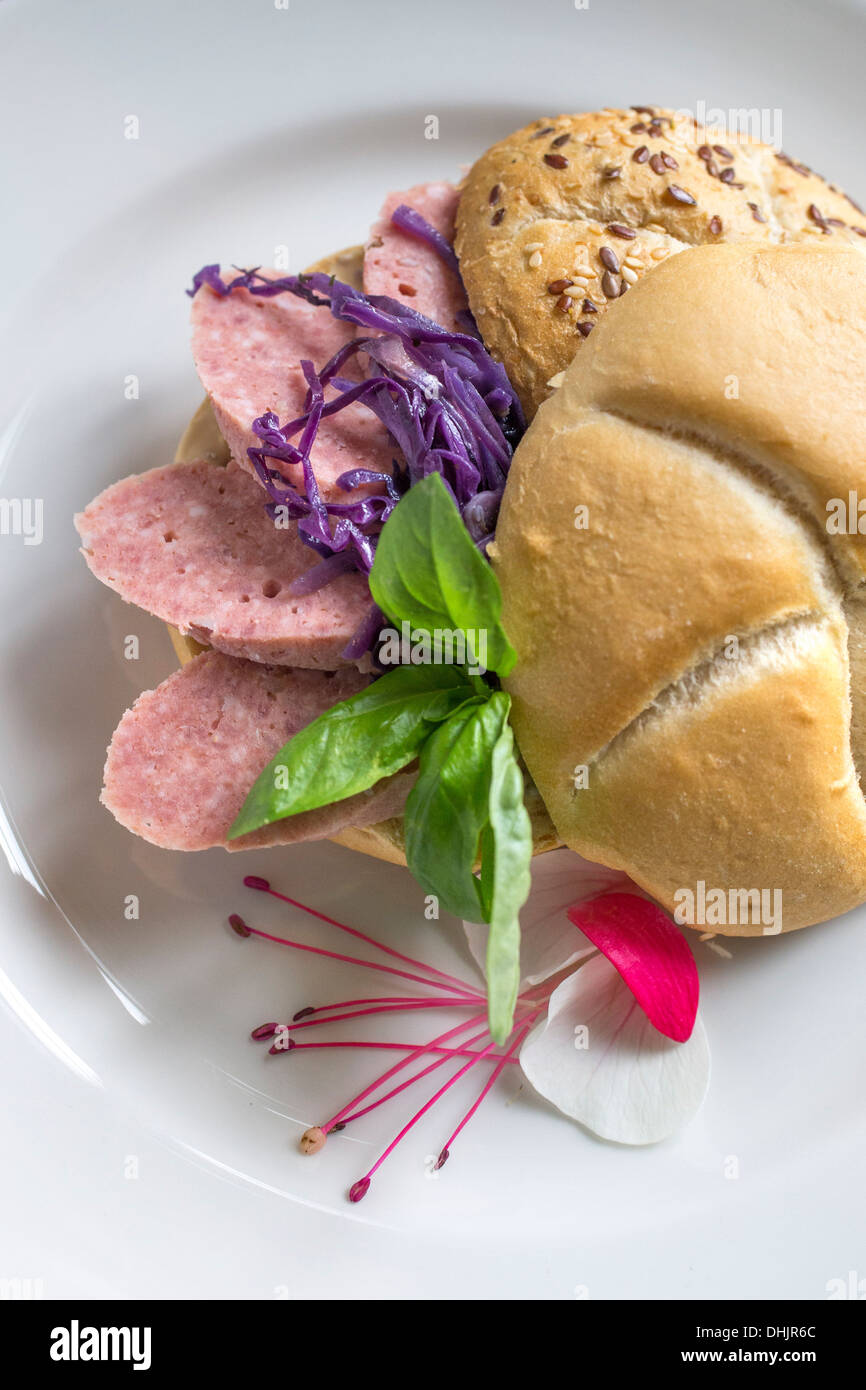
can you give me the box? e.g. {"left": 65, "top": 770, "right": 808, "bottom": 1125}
{"left": 187, "top": 263, "right": 525, "bottom": 657}
{"left": 389, "top": 203, "right": 461, "bottom": 274}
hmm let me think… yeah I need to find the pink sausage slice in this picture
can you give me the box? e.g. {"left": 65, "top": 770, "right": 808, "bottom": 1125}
{"left": 75, "top": 459, "right": 371, "bottom": 669}
{"left": 102, "top": 650, "right": 412, "bottom": 851}
{"left": 363, "top": 182, "right": 468, "bottom": 331}
{"left": 190, "top": 270, "right": 394, "bottom": 498}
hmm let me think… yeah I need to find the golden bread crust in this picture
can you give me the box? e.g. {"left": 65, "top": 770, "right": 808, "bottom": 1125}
{"left": 493, "top": 242, "right": 866, "bottom": 933}
{"left": 456, "top": 109, "right": 866, "bottom": 417}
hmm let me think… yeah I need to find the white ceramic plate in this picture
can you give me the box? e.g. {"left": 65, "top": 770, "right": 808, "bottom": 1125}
{"left": 1, "top": 0, "right": 865, "bottom": 1299}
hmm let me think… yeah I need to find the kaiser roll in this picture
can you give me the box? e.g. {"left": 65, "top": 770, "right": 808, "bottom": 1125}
{"left": 491, "top": 242, "right": 866, "bottom": 935}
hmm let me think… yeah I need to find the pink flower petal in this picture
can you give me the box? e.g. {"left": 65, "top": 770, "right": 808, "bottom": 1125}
{"left": 567, "top": 892, "right": 699, "bottom": 1042}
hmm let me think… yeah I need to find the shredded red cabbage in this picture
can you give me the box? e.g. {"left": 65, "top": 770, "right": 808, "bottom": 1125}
{"left": 390, "top": 203, "right": 461, "bottom": 274}
{"left": 187, "top": 264, "right": 525, "bottom": 656}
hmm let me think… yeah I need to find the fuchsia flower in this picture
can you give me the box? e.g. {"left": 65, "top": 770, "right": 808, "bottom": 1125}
{"left": 231, "top": 850, "right": 710, "bottom": 1203}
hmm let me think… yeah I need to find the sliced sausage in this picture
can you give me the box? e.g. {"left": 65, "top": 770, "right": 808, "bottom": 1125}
{"left": 102, "top": 650, "right": 412, "bottom": 851}
{"left": 190, "top": 269, "right": 394, "bottom": 497}
{"left": 75, "top": 459, "right": 371, "bottom": 669}
{"left": 363, "top": 182, "right": 468, "bottom": 331}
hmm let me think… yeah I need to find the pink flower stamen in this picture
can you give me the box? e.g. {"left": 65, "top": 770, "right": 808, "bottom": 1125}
{"left": 271, "top": 1038, "right": 519, "bottom": 1062}
{"left": 293, "top": 994, "right": 470, "bottom": 1020}
{"left": 347, "top": 1031, "right": 511, "bottom": 1202}
{"left": 232, "top": 914, "right": 474, "bottom": 995}
{"left": 243, "top": 876, "right": 482, "bottom": 999}
{"left": 232, "top": 878, "right": 556, "bottom": 1204}
{"left": 338, "top": 1024, "right": 497, "bottom": 1126}
{"left": 322, "top": 1011, "right": 491, "bottom": 1132}
{"left": 283, "top": 997, "right": 477, "bottom": 1035}
{"left": 433, "top": 1016, "right": 538, "bottom": 1168}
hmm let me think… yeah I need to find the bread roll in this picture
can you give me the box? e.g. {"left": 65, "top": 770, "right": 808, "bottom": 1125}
{"left": 456, "top": 108, "right": 866, "bottom": 417}
{"left": 492, "top": 242, "right": 866, "bottom": 934}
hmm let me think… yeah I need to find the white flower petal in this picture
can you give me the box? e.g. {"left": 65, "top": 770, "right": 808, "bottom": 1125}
{"left": 519, "top": 955, "right": 710, "bottom": 1144}
{"left": 464, "top": 847, "right": 630, "bottom": 986}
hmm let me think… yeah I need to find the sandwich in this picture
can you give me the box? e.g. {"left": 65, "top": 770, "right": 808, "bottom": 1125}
{"left": 75, "top": 109, "right": 866, "bottom": 1038}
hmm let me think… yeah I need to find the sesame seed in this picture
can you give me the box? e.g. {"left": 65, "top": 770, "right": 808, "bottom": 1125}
{"left": 621, "top": 265, "right": 639, "bottom": 284}
{"left": 706, "top": 940, "right": 733, "bottom": 959}
{"left": 667, "top": 184, "right": 697, "bottom": 205}
{"left": 547, "top": 278, "right": 574, "bottom": 294}
{"left": 650, "top": 246, "right": 670, "bottom": 259}
{"left": 601, "top": 270, "right": 620, "bottom": 298}
{"left": 644, "top": 221, "right": 666, "bottom": 233}
{"left": 524, "top": 241, "right": 544, "bottom": 252}
{"left": 624, "top": 255, "right": 643, "bottom": 268}
{"left": 491, "top": 208, "right": 505, "bottom": 226}
{"left": 599, "top": 245, "right": 620, "bottom": 272}
{"left": 633, "top": 145, "right": 650, "bottom": 164}
{"left": 561, "top": 285, "right": 584, "bottom": 298}
{"left": 544, "top": 153, "right": 569, "bottom": 169}
{"left": 528, "top": 250, "right": 543, "bottom": 268}
{"left": 547, "top": 371, "right": 566, "bottom": 389}
{"left": 576, "top": 320, "right": 594, "bottom": 337}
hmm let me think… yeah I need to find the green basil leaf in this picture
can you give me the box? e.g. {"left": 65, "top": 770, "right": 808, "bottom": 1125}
{"left": 483, "top": 720, "right": 533, "bottom": 1044}
{"left": 369, "top": 472, "right": 516, "bottom": 677}
{"left": 228, "top": 664, "right": 474, "bottom": 838}
{"left": 404, "top": 691, "right": 511, "bottom": 920}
